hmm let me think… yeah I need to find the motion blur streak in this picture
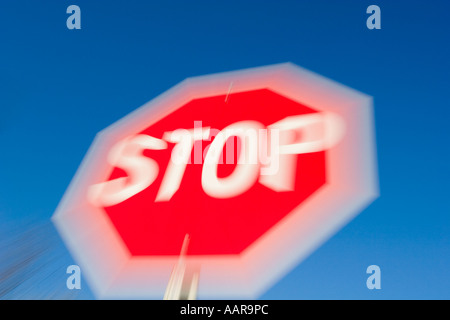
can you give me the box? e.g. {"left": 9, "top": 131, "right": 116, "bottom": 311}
{"left": 0, "top": 219, "right": 79, "bottom": 299}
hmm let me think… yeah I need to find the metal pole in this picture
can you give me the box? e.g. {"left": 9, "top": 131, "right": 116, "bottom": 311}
{"left": 164, "top": 234, "right": 199, "bottom": 300}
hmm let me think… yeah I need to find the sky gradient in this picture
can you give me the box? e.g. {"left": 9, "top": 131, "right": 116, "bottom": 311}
{"left": 0, "top": 0, "right": 449, "bottom": 299}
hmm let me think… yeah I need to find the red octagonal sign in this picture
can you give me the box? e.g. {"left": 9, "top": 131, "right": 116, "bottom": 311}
{"left": 53, "top": 63, "right": 378, "bottom": 299}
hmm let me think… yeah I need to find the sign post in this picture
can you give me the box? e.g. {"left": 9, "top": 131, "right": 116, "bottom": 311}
{"left": 164, "top": 234, "right": 199, "bottom": 300}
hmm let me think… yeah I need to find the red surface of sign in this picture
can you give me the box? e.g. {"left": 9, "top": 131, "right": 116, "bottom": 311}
{"left": 104, "top": 89, "right": 326, "bottom": 255}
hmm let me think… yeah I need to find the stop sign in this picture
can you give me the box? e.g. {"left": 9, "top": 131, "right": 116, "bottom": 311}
{"left": 53, "top": 63, "right": 378, "bottom": 299}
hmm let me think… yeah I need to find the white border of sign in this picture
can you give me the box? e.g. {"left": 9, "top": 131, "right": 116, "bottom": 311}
{"left": 52, "top": 63, "right": 378, "bottom": 299}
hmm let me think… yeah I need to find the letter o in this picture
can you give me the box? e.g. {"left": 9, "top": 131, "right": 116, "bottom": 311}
{"left": 202, "top": 121, "right": 263, "bottom": 198}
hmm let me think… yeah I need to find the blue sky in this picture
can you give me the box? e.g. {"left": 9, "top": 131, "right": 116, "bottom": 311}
{"left": 0, "top": 0, "right": 449, "bottom": 299}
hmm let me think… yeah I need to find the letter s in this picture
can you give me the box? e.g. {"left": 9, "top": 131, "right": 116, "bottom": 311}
{"left": 88, "top": 134, "right": 167, "bottom": 207}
